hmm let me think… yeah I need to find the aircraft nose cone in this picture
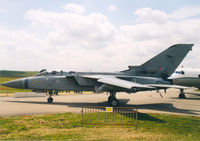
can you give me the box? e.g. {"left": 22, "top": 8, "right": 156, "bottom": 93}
{"left": 1, "top": 79, "right": 24, "bottom": 89}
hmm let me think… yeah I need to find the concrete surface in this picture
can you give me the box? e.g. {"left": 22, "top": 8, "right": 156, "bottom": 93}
{"left": 14, "top": 92, "right": 46, "bottom": 98}
{"left": 0, "top": 89, "right": 200, "bottom": 117}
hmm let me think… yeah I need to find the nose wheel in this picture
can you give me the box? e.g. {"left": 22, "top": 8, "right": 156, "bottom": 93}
{"left": 47, "top": 91, "right": 54, "bottom": 104}
{"left": 48, "top": 97, "right": 53, "bottom": 103}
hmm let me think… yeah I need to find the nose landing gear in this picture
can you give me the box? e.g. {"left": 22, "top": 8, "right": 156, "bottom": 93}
{"left": 48, "top": 97, "right": 53, "bottom": 103}
{"left": 47, "top": 91, "right": 54, "bottom": 104}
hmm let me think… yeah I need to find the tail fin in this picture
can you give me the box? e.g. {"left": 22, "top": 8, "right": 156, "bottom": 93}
{"left": 125, "top": 44, "right": 194, "bottom": 78}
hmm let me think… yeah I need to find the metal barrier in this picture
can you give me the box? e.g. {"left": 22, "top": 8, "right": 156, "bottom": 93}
{"left": 81, "top": 106, "right": 138, "bottom": 129}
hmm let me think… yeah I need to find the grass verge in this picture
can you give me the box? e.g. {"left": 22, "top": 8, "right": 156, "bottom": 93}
{"left": 0, "top": 113, "right": 199, "bottom": 140}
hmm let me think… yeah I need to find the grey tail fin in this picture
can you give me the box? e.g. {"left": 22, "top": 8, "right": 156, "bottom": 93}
{"left": 124, "top": 44, "right": 194, "bottom": 78}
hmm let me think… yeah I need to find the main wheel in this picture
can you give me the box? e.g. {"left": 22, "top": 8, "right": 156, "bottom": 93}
{"left": 179, "top": 93, "right": 186, "bottom": 98}
{"left": 110, "top": 99, "right": 119, "bottom": 107}
{"left": 48, "top": 97, "right": 53, "bottom": 103}
{"left": 108, "top": 96, "right": 114, "bottom": 102}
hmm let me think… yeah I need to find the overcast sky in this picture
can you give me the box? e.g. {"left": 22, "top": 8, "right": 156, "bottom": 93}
{"left": 0, "top": 0, "right": 200, "bottom": 72}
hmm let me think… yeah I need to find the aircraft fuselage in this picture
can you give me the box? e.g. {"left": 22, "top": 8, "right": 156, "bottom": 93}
{"left": 3, "top": 71, "right": 171, "bottom": 93}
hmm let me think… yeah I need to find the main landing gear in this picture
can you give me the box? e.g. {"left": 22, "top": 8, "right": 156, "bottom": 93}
{"left": 108, "top": 91, "right": 119, "bottom": 107}
{"left": 47, "top": 91, "right": 53, "bottom": 104}
{"left": 179, "top": 89, "right": 186, "bottom": 98}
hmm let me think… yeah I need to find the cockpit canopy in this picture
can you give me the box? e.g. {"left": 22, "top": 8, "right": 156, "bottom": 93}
{"left": 39, "top": 69, "right": 47, "bottom": 73}
{"left": 35, "top": 69, "right": 47, "bottom": 76}
{"left": 35, "top": 69, "right": 64, "bottom": 76}
{"left": 175, "top": 70, "right": 185, "bottom": 75}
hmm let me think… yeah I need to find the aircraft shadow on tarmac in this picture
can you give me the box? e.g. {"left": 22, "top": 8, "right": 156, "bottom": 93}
{"left": 6, "top": 98, "right": 200, "bottom": 116}
{"left": 170, "top": 97, "right": 200, "bottom": 100}
{"left": 6, "top": 99, "right": 166, "bottom": 123}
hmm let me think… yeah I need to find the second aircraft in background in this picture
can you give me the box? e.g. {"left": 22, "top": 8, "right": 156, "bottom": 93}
{"left": 169, "top": 67, "right": 200, "bottom": 98}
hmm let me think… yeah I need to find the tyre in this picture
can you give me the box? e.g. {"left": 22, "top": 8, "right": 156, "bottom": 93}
{"left": 110, "top": 99, "right": 119, "bottom": 107}
{"left": 108, "top": 96, "right": 114, "bottom": 102}
{"left": 179, "top": 93, "right": 186, "bottom": 98}
{"left": 48, "top": 97, "right": 53, "bottom": 103}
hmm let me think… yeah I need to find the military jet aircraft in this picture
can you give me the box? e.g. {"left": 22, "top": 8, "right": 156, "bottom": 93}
{"left": 1, "top": 44, "right": 194, "bottom": 107}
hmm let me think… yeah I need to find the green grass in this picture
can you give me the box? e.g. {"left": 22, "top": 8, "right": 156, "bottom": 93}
{"left": 0, "top": 70, "right": 38, "bottom": 78}
{"left": 0, "top": 113, "right": 199, "bottom": 140}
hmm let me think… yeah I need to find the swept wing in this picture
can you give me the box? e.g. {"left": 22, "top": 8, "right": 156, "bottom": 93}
{"left": 82, "top": 75, "right": 190, "bottom": 91}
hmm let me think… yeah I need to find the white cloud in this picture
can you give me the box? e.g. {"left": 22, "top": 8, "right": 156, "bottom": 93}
{"left": 171, "top": 6, "right": 200, "bottom": 19}
{"left": 108, "top": 5, "right": 118, "bottom": 11}
{"left": 63, "top": 3, "right": 85, "bottom": 14}
{"left": 135, "top": 6, "right": 200, "bottom": 23}
{"left": 1, "top": 5, "right": 200, "bottom": 71}
{"left": 135, "top": 8, "right": 169, "bottom": 24}
{"left": 25, "top": 9, "right": 117, "bottom": 49}
{"left": 133, "top": 7, "right": 200, "bottom": 43}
